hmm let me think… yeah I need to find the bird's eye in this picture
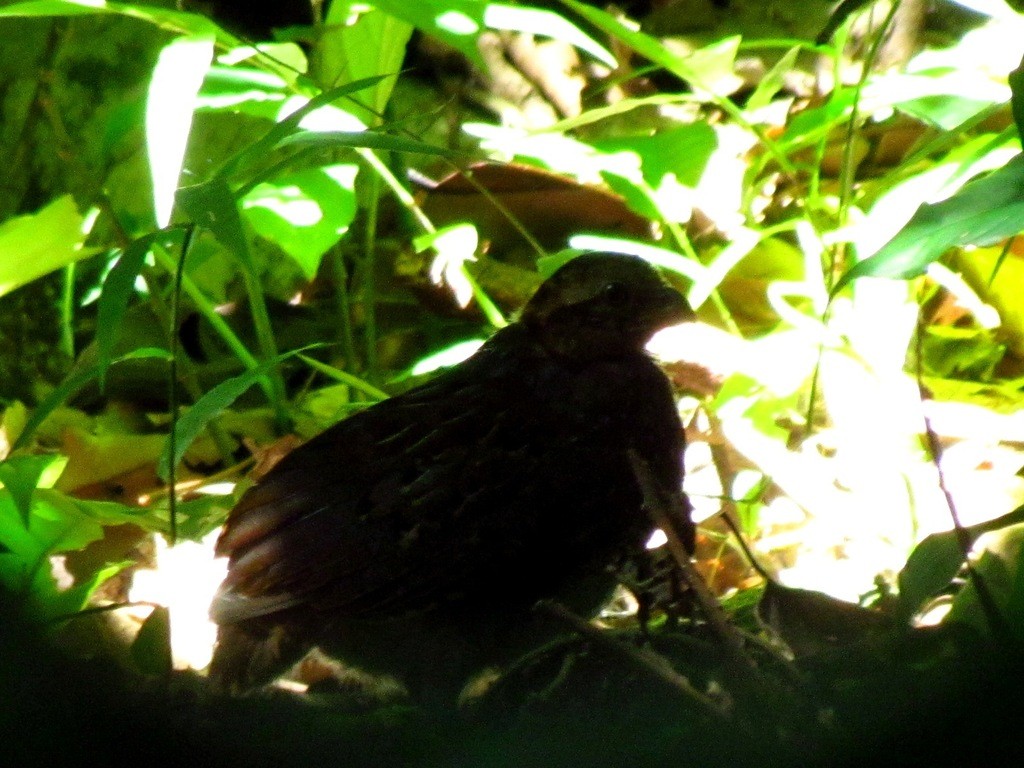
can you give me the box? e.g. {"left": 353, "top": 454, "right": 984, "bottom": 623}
{"left": 600, "top": 281, "right": 629, "bottom": 306}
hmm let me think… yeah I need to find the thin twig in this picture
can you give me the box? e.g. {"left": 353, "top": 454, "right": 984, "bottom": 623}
{"left": 914, "top": 309, "right": 1012, "bottom": 644}
{"left": 628, "top": 449, "right": 810, "bottom": 726}
{"left": 628, "top": 450, "right": 751, "bottom": 665}
{"left": 167, "top": 227, "right": 196, "bottom": 545}
{"left": 703, "top": 410, "right": 773, "bottom": 583}
{"left": 141, "top": 456, "right": 255, "bottom": 505}
{"left": 535, "top": 599, "right": 731, "bottom": 721}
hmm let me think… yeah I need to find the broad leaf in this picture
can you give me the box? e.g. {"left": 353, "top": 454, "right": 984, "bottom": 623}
{"left": 131, "top": 605, "right": 173, "bottom": 675}
{"left": 158, "top": 345, "right": 320, "bottom": 481}
{"left": 96, "top": 232, "right": 179, "bottom": 389}
{"left": 240, "top": 165, "right": 359, "bottom": 279}
{"left": 13, "top": 349, "right": 172, "bottom": 453}
{"left": 896, "top": 505, "right": 1024, "bottom": 623}
{"left": 0, "top": 197, "right": 94, "bottom": 297}
{"left": 834, "top": 153, "right": 1024, "bottom": 293}
{"left": 0, "top": 455, "right": 68, "bottom": 525}
{"left": 147, "top": 35, "right": 214, "bottom": 228}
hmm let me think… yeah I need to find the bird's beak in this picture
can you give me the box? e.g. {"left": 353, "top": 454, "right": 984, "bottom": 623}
{"left": 655, "top": 286, "right": 695, "bottom": 327}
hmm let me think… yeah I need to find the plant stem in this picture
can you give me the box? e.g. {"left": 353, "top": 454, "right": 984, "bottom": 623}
{"left": 140, "top": 264, "right": 237, "bottom": 467}
{"left": 239, "top": 265, "right": 290, "bottom": 430}
{"left": 151, "top": 246, "right": 289, "bottom": 431}
{"left": 361, "top": 169, "right": 382, "bottom": 382}
{"left": 329, "top": 248, "right": 359, "bottom": 371}
{"left": 60, "top": 264, "right": 75, "bottom": 359}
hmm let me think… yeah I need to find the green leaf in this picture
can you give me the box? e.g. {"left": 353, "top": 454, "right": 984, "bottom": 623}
{"left": 366, "top": 0, "right": 614, "bottom": 69}
{"left": 164, "top": 495, "right": 233, "bottom": 542}
{"left": 176, "top": 178, "right": 253, "bottom": 271}
{"left": 848, "top": 133, "right": 1016, "bottom": 260}
{"left": 0, "top": 490, "right": 104, "bottom": 613}
{"left": 896, "top": 530, "right": 969, "bottom": 624}
{"left": 158, "top": 345, "right": 320, "bottom": 481}
{"left": 557, "top": 0, "right": 733, "bottom": 97}
{"left": 147, "top": 35, "right": 214, "bottom": 228}
{"left": 96, "top": 232, "right": 177, "bottom": 390}
{"left": 195, "top": 64, "right": 289, "bottom": 115}
{"left": 593, "top": 123, "right": 718, "bottom": 190}
{"left": 176, "top": 180, "right": 286, "bottom": 419}
{"left": 317, "top": 2, "right": 412, "bottom": 119}
{"left": 778, "top": 89, "right": 857, "bottom": 149}
{"left": 406, "top": 340, "right": 485, "bottom": 377}
{"left": 0, "top": 455, "right": 68, "bottom": 526}
{"left": 896, "top": 505, "right": 1024, "bottom": 623}
{"left": 866, "top": 68, "right": 1009, "bottom": 131}
{"left": 12, "top": 348, "right": 172, "bottom": 453}
{"left": 746, "top": 46, "right": 800, "bottom": 112}
{"left": 239, "top": 165, "right": 359, "bottom": 279}
{"left": 53, "top": 561, "right": 128, "bottom": 619}
{"left": 1011, "top": 54, "right": 1024, "bottom": 145}
{"left": 482, "top": 2, "right": 615, "bottom": 68}
{"left": 216, "top": 75, "right": 395, "bottom": 180}
{"left": 0, "top": 0, "right": 236, "bottom": 42}
{"left": 0, "top": 0, "right": 98, "bottom": 15}
{"left": 0, "top": 483, "right": 171, "bottom": 621}
{"left": 131, "top": 605, "right": 173, "bottom": 676}
{"left": 0, "top": 196, "right": 95, "bottom": 298}
{"left": 833, "top": 152, "right": 1024, "bottom": 293}
{"left": 297, "top": 355, "right": 389, "bottom": 401}
{"left": 896, "top": 94, "right": 997, "bottom": 132}
{"left": 944, "top": 541, "right": 1021, "bottom": 640}
{"left": 680, "top": 35, "right": 744, "bottom": 98}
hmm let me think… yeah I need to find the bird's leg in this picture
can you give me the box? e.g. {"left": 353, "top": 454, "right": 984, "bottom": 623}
{"left": 625, "top": 554, "right": 658, "bottom": 640}
{"left": 208, "top": 621, "right": 312, "bottom": 695}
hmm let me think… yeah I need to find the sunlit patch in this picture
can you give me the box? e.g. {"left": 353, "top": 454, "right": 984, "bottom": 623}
{"left": 410, "top": 339, "right": 485, "bottom": 376}
{"left": 241, "top": 186, "right": 323, "bottom": 226}
{"left": 914, "top": 598, "right": 953, "bottom": 628}
{"left": 645, "top": 528, "right": 668, "bottom": 550}
{"left": 648, "top": 307, "right": 1024, "bottom": 608}
{"left": 655, "top": 323, "right": 816, "bottom": 395}
{"left": 422, "top": 223, "right": 480, "bottom": 309}
{"left": 277, "top": 96, "right": 366, "bottom": 133}
{"left": 128, "top": 529, "right": 227, "bottom": 671}
{"left": 436, "top": 10, "right": 479, "bottom": 35}
{"left": 683, "top": 439, "right": 724, "bottom": 525}
{"left": 195, "top": 481, "right": 237, "bottom": 496}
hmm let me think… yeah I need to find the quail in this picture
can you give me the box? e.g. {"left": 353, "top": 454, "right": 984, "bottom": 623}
{"left": 208, "top": 253, "right": 695, "bottom": 704}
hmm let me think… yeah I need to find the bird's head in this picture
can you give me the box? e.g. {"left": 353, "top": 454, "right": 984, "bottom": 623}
{"left": 521, "top": 253, "right": 694, "bottom": 360}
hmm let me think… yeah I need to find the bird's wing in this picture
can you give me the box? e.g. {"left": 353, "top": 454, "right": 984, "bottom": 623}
{"left": 210, "top": 332, "right": 556, "bottom": 622}
{"left": 211, "top": 332, "right": 684, "bottom": 625}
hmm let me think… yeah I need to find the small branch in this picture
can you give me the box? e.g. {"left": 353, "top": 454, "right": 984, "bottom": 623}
{"left": 140, "top": 456, "right": 254, "bottom": 506}
{"left": 628, "top": 450, "right": 751, "bottom": 666}
{"left": 535, "top": 599, "right": 730, "bottom": 721}
{"left": 914, "top": 310, "right": 1013, "bottom": 645}
{"left": 628, "top": 450, "right": 810, "bottom": 725}
{"left": 703, "top": 410, "right": 773, "bottom": 583}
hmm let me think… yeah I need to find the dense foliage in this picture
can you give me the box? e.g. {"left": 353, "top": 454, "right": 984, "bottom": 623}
{"left": 2, "top": 0, "right": 1024, "bottom": 765}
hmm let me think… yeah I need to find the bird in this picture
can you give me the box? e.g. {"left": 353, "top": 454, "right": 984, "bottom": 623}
{"left": 207, "top": 252, "right": 695, "bottom": 704}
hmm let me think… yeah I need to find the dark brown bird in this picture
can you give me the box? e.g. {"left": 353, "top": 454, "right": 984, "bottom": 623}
{"left": 208, "top": 253, "right": 695, "bottom": 703}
